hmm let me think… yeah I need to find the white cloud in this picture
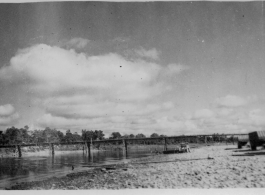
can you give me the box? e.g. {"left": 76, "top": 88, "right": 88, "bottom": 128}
{"left": 178, "top": 95, "right": 265, "bottom": 134}
{"left": 0, "top": 104, "right": 19, "bottom": 127}
{"left": 65, "top": 37, "right": 90, "bottom": 49}
{"left": 135, "top": 47, "right": 160, "bottom": 60}
{"left": 224, "top": 124, "right": 239, "bottom": 130}
{"left": 215, "top": 95, "right": 249, "bottom": 107}
{"left": 165, "top": 63, "right": 189, "bottom": 75}
{"left": 6, "top": 44, "right": 264, "bottom": 136}
{"left": 0, "top": 104, "right": 15, "bottom": 116}
{"left": 175, "top": 96, "right": 264, "bottom": 134}
{"left": 247, "top": 109, "right": 265, "bottom": 126}
{"left": 0, "top": 44, "right": 187, "bottom": 133}
{"left": 0, "top": 44, "right": 162, "bottom": 96}
{"left": 194, "top": 109, "right": 214, "bottom": 119}
{"left": 184, "top": 120, "right": 198, "bottom": 131}
{"left": 216, "top": 108, "right": 234, "bottom": 116}
{"left": 162, "top": 102, "right": 175, "bottom": 109}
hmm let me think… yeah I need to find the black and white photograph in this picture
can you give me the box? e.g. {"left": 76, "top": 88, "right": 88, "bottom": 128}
{"left": 0, "top": 0, "right": 265, "bottom": 191}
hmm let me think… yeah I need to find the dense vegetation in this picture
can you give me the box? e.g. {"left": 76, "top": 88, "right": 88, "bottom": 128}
{"left": 0, "top": 126, "right": 162, "bottom": 145}
{"left": 0, "top": 126, "right": 234, "bottom": 145}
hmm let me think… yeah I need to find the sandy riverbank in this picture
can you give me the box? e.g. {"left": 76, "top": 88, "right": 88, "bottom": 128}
{"left": 6, "top": 144, "right": 265, "bottom": 189}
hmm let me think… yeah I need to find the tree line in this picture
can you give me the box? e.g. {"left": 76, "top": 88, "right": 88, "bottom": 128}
{"left": 0, "top": 126, "right": 166, "bottom": 145}
{"left": 0, "top": 126, "right": 233, "bottom": 145}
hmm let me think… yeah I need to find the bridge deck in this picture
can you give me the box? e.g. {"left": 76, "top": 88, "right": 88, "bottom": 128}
{"left": 0, "top": 133, "right": 247, "bottom": 148}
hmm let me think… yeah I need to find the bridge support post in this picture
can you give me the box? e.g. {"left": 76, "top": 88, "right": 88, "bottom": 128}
{"left": 123, "top": 139, "right": 128, "bottom": 152}
{"left": 17, "top": 145, "right": 22, "bottom": 157}
{"left": 86, "top": 142, "right": 91, "bottom": 157}
{"left": 204, "top": 136, "right": 207, "bottom": 144}
{"left": 86, "top": 142, "right": 88, "bottom": 154}
{"left": 123, "top": 139, "right": 128, "bottom": 158}
{"left": 164, "top": 137, "right": 167, "bottom": 151}
{"left": 232, "top": 135, "right": 234, "bottom": 145}
{"left": 49, "top": 143, "right": 54, "bottom": 155}
{"left": 52, "top": 143, "right": 55, "bottom": 155}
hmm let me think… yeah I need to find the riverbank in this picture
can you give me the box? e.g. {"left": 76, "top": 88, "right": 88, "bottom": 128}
{"left": 0, "top": 143, "right": 201, "bottom": 158}
{"left": 6, "top": 144, "right": 265, "bottom": 189}
{"left": 0, "top": 144, "right": 101, "bottom": 158}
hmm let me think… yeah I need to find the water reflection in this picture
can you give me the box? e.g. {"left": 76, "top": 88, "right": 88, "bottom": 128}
{"left": 0, "top": 148, "right": 153, "bottom": 189}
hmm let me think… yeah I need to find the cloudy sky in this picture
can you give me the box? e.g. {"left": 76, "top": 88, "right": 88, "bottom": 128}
{"left": 0, "top": 2, "right": 264, "bottom": 136}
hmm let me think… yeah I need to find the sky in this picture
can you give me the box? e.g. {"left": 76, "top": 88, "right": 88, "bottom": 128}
{"left": 0, "top": 1, "right": 264, "bottom": 136}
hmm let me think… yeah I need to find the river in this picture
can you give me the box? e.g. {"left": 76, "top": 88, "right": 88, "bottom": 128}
{"left": 0, "top": 147, "right": 162, "bottom": 189}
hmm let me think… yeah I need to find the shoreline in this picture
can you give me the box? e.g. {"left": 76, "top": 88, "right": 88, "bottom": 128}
{"left": 0, "top": 143, "right": 203, "bottom": 158}
{"left": 5, "top": 144, "right": 265, "bottom": 190}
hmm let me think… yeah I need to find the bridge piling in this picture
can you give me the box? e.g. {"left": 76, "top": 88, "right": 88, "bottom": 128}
{"left": 49, "top": 143, "right": 54, "bottom": 155}
{"left": 123, "top": 139, "right": 128, "bottom": 152}
{"left": 86, "top": 142, "right": 91, "bottom": 157}
{"left": 17, "top": 145, "right": 22, "bottom": 157}
{"left": 164, "top": 137, "right": 167, "bottom": 151}
{"left": 52, "top": 143, "right": 55, "bottom": 155}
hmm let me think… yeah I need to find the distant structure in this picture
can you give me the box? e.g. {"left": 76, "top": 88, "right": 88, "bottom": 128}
{"left": 249, "top": 131, "right": 265, "bottom": 150}
{"left": 237, "top": 135, "right": 249, "bottom": 149}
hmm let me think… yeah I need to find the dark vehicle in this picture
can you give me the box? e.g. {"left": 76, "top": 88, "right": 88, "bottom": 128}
{"left": 237, "top": 135, "right": 249, "bottom": 149}
{"left": 249, "top": 131, "right": 265, "bottom": 150}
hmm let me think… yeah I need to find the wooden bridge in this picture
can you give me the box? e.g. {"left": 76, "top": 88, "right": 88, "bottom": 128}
{"left": 0, "top": 133, "right": 247, "bottom": 157}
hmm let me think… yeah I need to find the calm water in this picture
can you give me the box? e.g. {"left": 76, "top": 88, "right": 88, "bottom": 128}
{"left": 0, "top": 147, "right": 159, "bottom": 189}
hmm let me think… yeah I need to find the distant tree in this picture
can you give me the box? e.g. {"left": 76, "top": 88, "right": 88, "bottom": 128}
{"left": 64, "top": 129, "right": 75, "bottom": 143}
{"left": 30, "top": 130, "right": 45, "bottom": 143}
{"left": 136, "top": 133, "right": 146, "bottom": 138}
{"left": 109, "top": 132, "right": 122, "bottom": 139}
{"left": 5, "top": 126, "right": 22, "bottom": 144}
{"left": 0, "top": 130, "right": 9, "bottom": 145}
{"left": 43, "top": 127, "right": 60, "bottom": 143}
{"left": 129, "top": 134, "right": 135, "bottom": 138}
{"left": 150, "top": 133, "right": 159, "bottom": 138}
{"left": 72, "top": 132, "right": 82, "bottom": 142}
{"left": 160, "top": 134, "right": 167, "bottom": 137}
{"left": 57, "top": 131, "right": 64, "bottom": 142}
{"left": 20, "top": 126, "right": 30, "bottom": 143}
{"left": 81, "top": 130, "right": 94, "bottom": 141}
{"left": 93, "top": 130, "right": 105, "bottom": 140}
{"left": 122, "top": 134, "right": 130, "bottom": 139}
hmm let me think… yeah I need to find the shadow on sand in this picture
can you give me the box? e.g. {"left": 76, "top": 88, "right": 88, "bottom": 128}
{"left": 232, "top": 150, "right": 265, "bottom": 157}
{"left": 233, "top": 149, "right": 252, "bottom": 152}
{"left": 225, "top": 148, "right": 238, "bottom": 150}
